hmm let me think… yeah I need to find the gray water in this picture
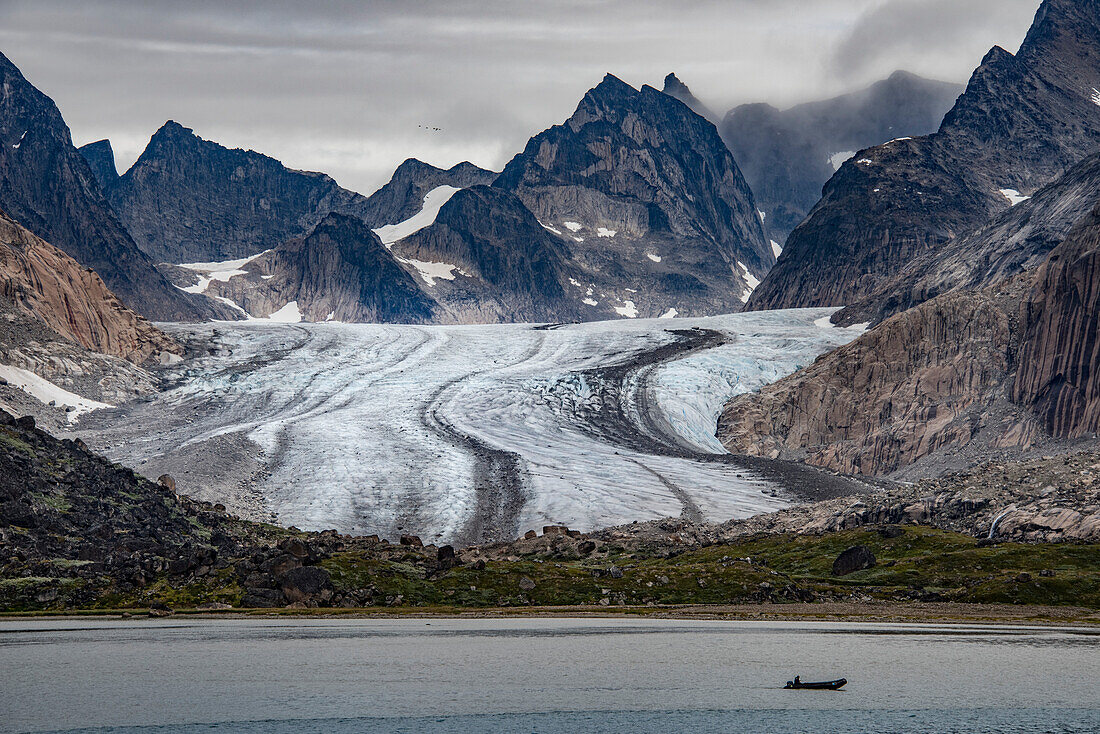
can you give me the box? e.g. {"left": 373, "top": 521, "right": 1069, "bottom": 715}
{"left": 1, "top": 618, "right": 1098, "bottom": 733}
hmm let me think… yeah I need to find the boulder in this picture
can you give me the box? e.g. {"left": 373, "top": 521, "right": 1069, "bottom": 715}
{"left": 543, "top": 525, "right": 570, "bottom": 536}
{"left": 518, "top": 576, "right": 536, "bottom": 591}
{"left": 242, "top": 587, "right": 285, "bottom": 608}
{"left": 831, "top": 546, "right": 877, "bottom": 576}
{"left": 400, "top": 534, "right": 423, "bottom": 547}
{"left": 157, "top": 474, "right": 176, "bottom": 493}
{"left": 279, "top": 566, "right": 334, "bottom": 605}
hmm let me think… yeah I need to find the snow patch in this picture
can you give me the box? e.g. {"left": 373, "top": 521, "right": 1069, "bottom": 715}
{"left": 176, "top": 251, "right": 270, "bottom": 294}
{"left": 857, "top": 159, "right": 873, "bottom": 165}
{"left": 828, "top": 151, "right": 855, "bottom": 171}
{"left": 582, "top": 298, "right": 599, "bottom": 306}
{"left": 614, "top": 300, "right": 638, "bottom": 318}
{"left": 999, "top": 188, "right": 1030, "bottom": 206}
{"left": 0, "top": 364, "right": 112, "bottom": 422}
{"left": 886, "top": 137, "right": 912, "bottom": 143}
{"left": 770, "top": 240, "right": 782, "bottom": 258}
{"left": 404, "top": 259, "right": 464, "bottom": 287}
{"left": 374, "top": 185, "right": 460, "bottom": 246}
{"left": 737, "top": 261, "right": 761, "bottom": 304}
{"left": 758, "top": 210, "right": 766, "bottom": 222}
{"left": 264, "top": 301, "right": 303, "bottom": 323}
{"left": 596, "top": 227, "right": 617, "bottom": 238}
{"left": 659, "top": 308, "right": 678, "bottom": 319}
{"left": 573, "top": 237, "right": 584, "bottom": 243}
{"left": 563, "top": 221, "right": 583, "bottom": 232}
{"left": 814, "top": 314, "right": 869, "bottom": 332}
{"left": 11, "top": 130, "right": 26, "bottom": 149}
{"left": 646, "top": 252, "right": 662, "bottom": 263}
{"left": 540, "top": 222, "right": 563, "bottom": 236}
{"left": 1091, "top": 88, "right": 1100, "bottom": 107}
{"left": 568, "top": 278, "right": 583, "bottom": 288}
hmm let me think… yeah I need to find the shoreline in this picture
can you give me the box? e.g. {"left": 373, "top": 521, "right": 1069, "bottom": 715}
{"left": 4, "top": 602, "right": 1099, "bottom": 628}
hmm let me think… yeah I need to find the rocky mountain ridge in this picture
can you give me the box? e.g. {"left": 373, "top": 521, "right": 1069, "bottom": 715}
{"left": 0, "top": 52, "right": 213, "bottom": 321}
{"left": 492, "top": 73, "right": 772, "bottom": 318}
{"left": 835, "top": 151, "right": 1100, "bottom": 327}
{"left": 719, "top": 200, "right": 1100, "bottom": 479}
{"left": 0, "top": 209, "right": 179, "bottom": 364}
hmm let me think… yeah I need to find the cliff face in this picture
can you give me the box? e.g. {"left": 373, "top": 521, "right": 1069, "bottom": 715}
{"left": 719, "top": 287, "right": 1021, "bottom": 476}
{"left": 0, "top": 209, "right": 179, "bottom": 363}
{"left": 721, "top": 71, "right": 962, "bottom": 243}
{"left": 719, "top": 202, "right": 1100, "bottom": 478}
{"left": 0, "top": 53, "right": 211, "bottom": 321}
{"left": 747, "top": 0, "right": 1100, "bottom": 312}
{"left": 1013, "top": 205, "right": 1100, "bottom": 438}
{"left": 836, "top": 151, "right": 1100, "bottom": 327}
{"left": 208, "top": 213, "right": 437, "bottom": 324}
{"left": 494, "top": 74, "right": 771, "bottom": 316}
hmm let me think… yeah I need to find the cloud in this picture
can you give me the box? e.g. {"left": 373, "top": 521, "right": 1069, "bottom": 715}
{"left": 833, "top": 0, "right": 1039, "bottom": 82}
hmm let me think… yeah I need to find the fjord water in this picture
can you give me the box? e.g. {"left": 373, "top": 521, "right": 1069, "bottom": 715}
{"left": 3, "top": 618, "right": 1098, "bottom": 733}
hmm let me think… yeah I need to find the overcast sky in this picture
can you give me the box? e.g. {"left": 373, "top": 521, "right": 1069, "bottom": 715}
{"left": 0, "top": 0, "right": 1041, "bottom": 194}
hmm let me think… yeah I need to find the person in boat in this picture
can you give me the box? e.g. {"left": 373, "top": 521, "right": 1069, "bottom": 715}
{"left": 794, "top": 676, "right": 800, "bottom": 686}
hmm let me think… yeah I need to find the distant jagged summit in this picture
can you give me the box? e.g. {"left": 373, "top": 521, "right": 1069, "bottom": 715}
{"left": 106, "top": 125, "right": 496, "bottom": 264}
{"left": 77, "top": 139, "right": 118, "bottom": 191}
{"left": 494, "top": 73, "right": 771, "bottom": 316}
{"left": 721, "top": 70, "right": 963, "bottom": 243}
{"left": 661, "top": 72, "right": 716, "bottom": 122}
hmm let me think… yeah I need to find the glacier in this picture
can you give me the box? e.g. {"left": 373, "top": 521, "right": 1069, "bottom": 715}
{"left": 75, "top": 309, "right": 862, "bottom": 546}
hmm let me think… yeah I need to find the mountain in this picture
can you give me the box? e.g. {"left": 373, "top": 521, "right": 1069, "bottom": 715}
{"left": 721, "top": 71, "right": 963, "bottom": 242}
{"left": 0, "top": 209, "right": 178, "bottom": 363}
{"left": 356, "top": 158, "right": 496, "bottom": 228}
{"left": 77, "top": 139, "right": 119, "bottom": 191}
{"left": 204, "top": 213, "right": 437, "bottom": 323}
{"left": 660, "top": 72, "right": 717, "bottom": 122}
{"left": 746, "top": 0, "right": 1100, "bottom": 312}
{"left": 835, "top": 151, "right": 1100, "bottom": 327}
{"left": 106, "top": 121, "right": 374, "bottom": 264}
{"left": 493, "top": 73, "right": 772, "bottom": 317}
{"left": 392, "top": 185, "right": 601, "bottom": 323}
{"left": 0, "top": 52, "right": 212, "bottom": 321}
{"left": 719, "top": 198, "right": 1100, "bottom": 479}
{"left": 105, "top": 124, "right": 496, "bottom": 265}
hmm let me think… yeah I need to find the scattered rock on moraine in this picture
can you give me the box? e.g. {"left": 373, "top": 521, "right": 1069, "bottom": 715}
{"left": 832, "top": 546, "right": 877, "bottom": 576}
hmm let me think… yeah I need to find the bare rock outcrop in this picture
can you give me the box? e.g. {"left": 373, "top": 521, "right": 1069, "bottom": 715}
{"left": 719, "top": 287, "right": 1021, "bottom": 475}
{"left": 1013, "top": 205, "right": 1100, "bottom": 438}
{"left": 0, "top": 209, "right": 179, "bottom": 363}
{"left": 720, "top": 201, "right": 1100, "bottom": 478}
{"left": 0, "top": 53, "right": 212, "bottom": 321}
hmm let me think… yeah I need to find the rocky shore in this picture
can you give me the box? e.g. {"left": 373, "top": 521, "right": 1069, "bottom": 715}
{"left": 3, "top": 409, "right": 1099, "bottom": 613}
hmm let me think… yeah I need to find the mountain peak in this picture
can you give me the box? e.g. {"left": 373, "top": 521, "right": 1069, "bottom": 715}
{"left": 588, "top": 73, "right": 637, "bottom": 101}
{"left": 662, "top": 72, "right": 689, "bottom": 95}
{"left": 77, "top": 139, "right": 119, "bottom": 189}
{"left": 659, "top": 72, "right": 716, "bottom": 122}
